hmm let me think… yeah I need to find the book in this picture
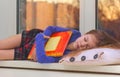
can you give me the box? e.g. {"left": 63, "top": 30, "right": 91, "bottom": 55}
{"left": 45, "top": 31, "right": 72, "bottom": 57}
{"left": 27, "top": 31, "right": 72, "bottom": 59}
{"left": 27, "top": 44, "right": 36, "bottom": 59}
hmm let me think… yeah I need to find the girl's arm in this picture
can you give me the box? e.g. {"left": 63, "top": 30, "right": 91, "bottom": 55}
{"left": 35, "top": 26, "right": 81, "bottom": 63}
{"left": 35, "top": 33, "right": 61, "bottom": 63}
{"left": 43, "top": 26, "right": 70, "bottom": 36}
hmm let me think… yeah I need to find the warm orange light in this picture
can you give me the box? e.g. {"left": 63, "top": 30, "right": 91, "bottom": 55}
{"left": 98, "top": 0, "right": 120, "bottom": 21}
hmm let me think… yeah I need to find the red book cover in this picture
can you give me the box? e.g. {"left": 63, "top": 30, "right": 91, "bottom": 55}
{"left": 45, "top": 31, "right": 72, "bottom": 57}
{"left": 28, "top": 31, "right": 72, "bottom": 59}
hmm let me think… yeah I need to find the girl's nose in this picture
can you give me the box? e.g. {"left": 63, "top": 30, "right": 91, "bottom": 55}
{"left": 81, "top": 42, "right": 87, "bottom": 47}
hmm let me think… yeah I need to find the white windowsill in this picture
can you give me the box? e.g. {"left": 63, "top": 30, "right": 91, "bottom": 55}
{"left": 0, "top": 60, "right": 120, "bottom": 75}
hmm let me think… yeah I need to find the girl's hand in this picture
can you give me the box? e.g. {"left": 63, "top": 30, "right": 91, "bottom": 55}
{"left": 67, "top": 42, "right": 77, "bottom": 50}
{"left": 42, "top": 34, "right": 50, "bottom": 39}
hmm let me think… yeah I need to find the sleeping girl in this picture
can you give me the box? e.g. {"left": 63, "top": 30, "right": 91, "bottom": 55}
{"left": 0, "top": 26, "right": 119, "bottom": 64}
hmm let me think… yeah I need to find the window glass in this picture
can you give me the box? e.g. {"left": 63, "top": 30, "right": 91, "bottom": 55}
{"left": 18, "top": 0, "right": 80, "bottom": 33}
{"left": 97, "top": 0, "right": 120, "bottom": 41}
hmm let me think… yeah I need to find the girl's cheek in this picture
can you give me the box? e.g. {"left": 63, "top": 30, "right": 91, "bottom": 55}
{"left": 73, "top": 42, "right": 80, "bottom": 50}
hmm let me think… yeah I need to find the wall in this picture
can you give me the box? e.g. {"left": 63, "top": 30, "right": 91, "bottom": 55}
{"left": 0, "top": 0, "right": 16, "bottom": 39}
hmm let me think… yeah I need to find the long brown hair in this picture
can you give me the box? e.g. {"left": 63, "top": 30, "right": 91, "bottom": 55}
{"left": 67, "top": 29, "right": 120, "bottom": 51}
{"left": 86, "top": 30, "right": 119, "bottom": 47}
{"left": 63, "top": 30, "right": 120, "bottom": 57}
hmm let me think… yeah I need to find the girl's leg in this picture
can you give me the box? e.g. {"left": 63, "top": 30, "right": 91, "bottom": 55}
{"left": 0, "top": 49, "right": 14, "bottom": 60}
{"left": 0, "top": 34, "right": 22, "bottom": 49}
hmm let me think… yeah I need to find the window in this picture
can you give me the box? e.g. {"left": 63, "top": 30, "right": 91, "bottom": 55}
{"left": 97, "top": 0, "right": 120, "bottom": 41}
{"left": 17, "top": 0, "right": 80, "bottom": 33}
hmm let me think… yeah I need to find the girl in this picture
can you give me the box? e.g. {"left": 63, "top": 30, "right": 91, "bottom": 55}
{"left": 0, "top": 26, "right": 118, "bottom": 63}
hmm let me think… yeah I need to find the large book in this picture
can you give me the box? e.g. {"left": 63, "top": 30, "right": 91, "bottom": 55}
{"left": 28, "top": 31, "right": 72, "bottom": 59}
{"left": 45, "top": 31, "right": 72, "bottom": 57}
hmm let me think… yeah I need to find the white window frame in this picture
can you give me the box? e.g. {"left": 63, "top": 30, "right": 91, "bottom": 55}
{"left": 80, "top": 0, "right": 96, "bottom": 35}
{"left": 0, "top": 0, "right": 16, "bottom": 39}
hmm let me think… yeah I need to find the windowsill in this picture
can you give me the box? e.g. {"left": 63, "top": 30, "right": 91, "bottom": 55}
{"left": 0, "top": 60, "right": 120, "bottom": 75}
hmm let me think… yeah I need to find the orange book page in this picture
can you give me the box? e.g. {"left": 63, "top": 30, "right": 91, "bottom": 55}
{"left": 28, "top": 44, "right": 36, "bottom": 59}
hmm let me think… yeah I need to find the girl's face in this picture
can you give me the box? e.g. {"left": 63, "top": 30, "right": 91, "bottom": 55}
{"left": 73, "top": 34, "right": 98, "bottom": 50}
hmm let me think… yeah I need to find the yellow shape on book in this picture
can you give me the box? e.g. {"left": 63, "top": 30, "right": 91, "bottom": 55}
{"left": 45, "top": 36, "right": 61, "bottom": 51}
